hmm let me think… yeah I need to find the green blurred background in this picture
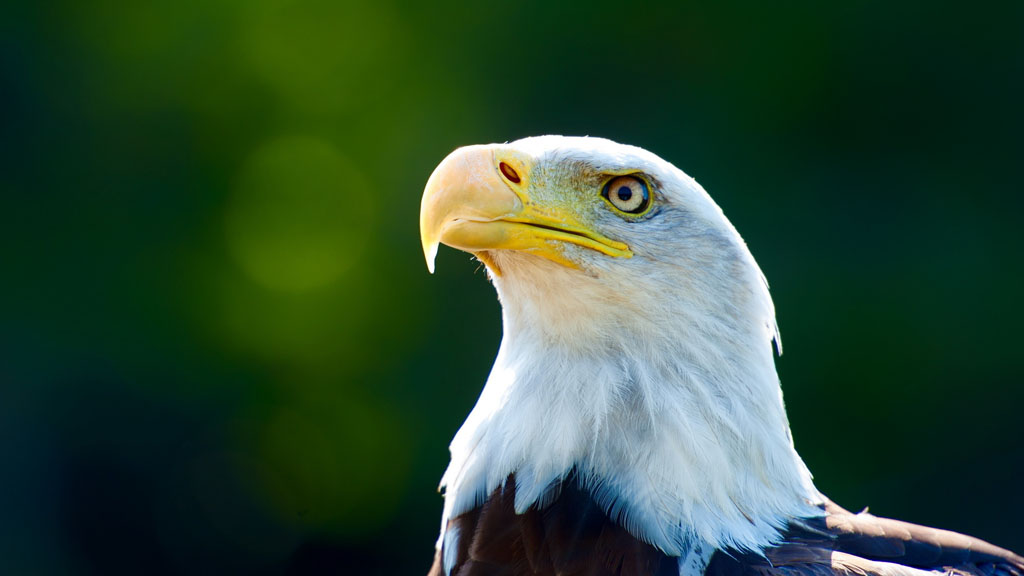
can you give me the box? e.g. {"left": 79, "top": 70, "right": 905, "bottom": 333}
{"left": 3, "top": 1, "right": 1022, "bottom": 574}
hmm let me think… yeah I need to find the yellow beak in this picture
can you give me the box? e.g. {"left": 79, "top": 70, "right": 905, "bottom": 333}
{"left": 419, "top": 145, "right": 632, "bottom": 274}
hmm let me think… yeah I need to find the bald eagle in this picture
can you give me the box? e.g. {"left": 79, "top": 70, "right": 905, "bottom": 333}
{"left": 419, "top": 137, "right": 1023, "bottom": 576}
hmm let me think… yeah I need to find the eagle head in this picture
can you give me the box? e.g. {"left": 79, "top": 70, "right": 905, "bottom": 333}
{"left": 420, "top": 136, "right": 820, "bottom": 560}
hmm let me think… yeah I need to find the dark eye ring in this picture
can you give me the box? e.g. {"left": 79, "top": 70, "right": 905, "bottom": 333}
{"left": 602, "top": 175, "right": 651, "bottom": 215}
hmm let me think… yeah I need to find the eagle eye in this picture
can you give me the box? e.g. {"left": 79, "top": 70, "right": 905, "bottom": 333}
{"left": 602, "top": 175, "right": 651, "bottom": 216}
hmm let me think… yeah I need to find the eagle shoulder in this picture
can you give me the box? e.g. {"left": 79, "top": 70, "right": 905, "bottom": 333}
{"left": 430, "top": 488, "right": 1024, "bottom": 576}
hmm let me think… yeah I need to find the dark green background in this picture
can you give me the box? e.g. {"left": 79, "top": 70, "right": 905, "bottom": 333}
{"left": 3, "top": 1, "right": 1022, "bottom": 574}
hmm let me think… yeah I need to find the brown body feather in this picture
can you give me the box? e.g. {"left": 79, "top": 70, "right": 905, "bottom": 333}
{"left": 428, "top": 474, "right": 1023, "bottom": 576}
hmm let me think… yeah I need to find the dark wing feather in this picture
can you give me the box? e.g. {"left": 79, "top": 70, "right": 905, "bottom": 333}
{"left": 428, "top": 472, "right": 677, "bottom": 576}
{"left": 822, "top": 499, "right": 1017, "bottom": 568}
{"left": 706, "top": 499, "right": 1024, "bottom": 576}
{"left": 429, "top": 483, "right": 1024, "bottom": 576}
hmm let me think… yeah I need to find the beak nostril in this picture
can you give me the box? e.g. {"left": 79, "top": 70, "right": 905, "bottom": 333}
{"left": 499, "top": 162, "right": 521, "bottom": 184}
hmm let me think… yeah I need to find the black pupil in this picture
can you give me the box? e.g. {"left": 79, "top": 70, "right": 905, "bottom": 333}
{"left": 617, "top": 185, "right": 633, "bottom": 202}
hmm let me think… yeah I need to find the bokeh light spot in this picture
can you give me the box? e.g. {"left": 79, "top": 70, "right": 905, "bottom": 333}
{"left": 227, "top": 136, "right": 372, "bottom": 292}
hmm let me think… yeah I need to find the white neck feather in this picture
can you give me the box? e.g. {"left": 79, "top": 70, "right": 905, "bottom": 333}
{"left": 438, "top": 220, "right": 822, "bottom": 559}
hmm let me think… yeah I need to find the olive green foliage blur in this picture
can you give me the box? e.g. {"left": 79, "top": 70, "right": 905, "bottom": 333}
{"left": 3, "top": 1, "right": 1022, "bottom": 574}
